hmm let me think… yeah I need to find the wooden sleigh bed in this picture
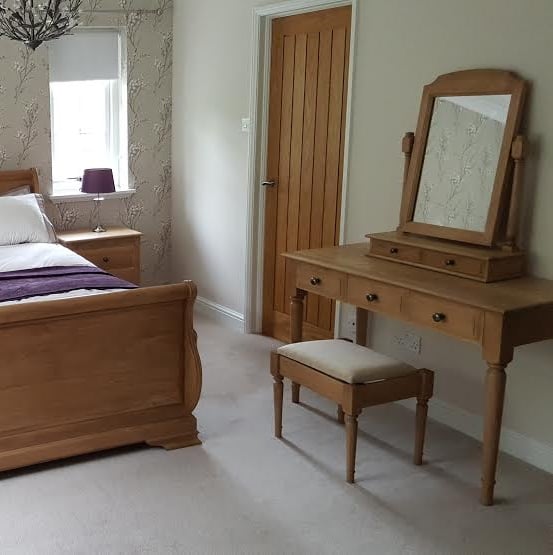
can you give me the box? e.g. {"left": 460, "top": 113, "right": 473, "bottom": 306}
{"left": 0, "top": 169, "right": 202, "bottom": 472}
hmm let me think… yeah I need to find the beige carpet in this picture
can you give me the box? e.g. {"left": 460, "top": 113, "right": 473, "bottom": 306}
{"left": 1, "top": 314, "right": 552, "bottom": 554}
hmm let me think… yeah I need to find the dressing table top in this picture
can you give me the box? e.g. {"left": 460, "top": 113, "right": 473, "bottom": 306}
{"left": 284, "top": 242, "right": 553, "bottom": 314}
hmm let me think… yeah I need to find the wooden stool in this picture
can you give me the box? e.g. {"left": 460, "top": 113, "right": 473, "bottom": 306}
{"left": 271, "top": 339, "right": 434, "bottom": 483}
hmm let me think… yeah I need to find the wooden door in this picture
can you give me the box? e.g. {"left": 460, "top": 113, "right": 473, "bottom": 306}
{"left": 262, "top": 6, "right": 351, "bottom": 342}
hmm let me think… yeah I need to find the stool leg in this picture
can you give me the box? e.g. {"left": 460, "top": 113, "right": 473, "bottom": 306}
{"left": 337, "top": 405, "right": 345, "bottom": 424}
{"left": 273, "top": 376, "right": 284, "bottom": 439}
{"left": 291, "top": 382, "right": 300, "bottom": 404}
{"left": 345, "top": 413, "right": 359, "bottom": 483}
{"left": 414, "top": 398, "right": 428, "bottom": 465}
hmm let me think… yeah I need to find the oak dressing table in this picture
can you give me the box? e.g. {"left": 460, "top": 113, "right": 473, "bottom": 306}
{"left": 280, "top": 70, "right": 546, "bottom": 505}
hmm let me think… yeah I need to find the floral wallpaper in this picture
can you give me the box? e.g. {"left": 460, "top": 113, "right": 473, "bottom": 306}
{"left": 0, "top": 0, "right": 173, "bottom": 285}
{"left": 413, "top": 96, "right": 507, "bottom": 232}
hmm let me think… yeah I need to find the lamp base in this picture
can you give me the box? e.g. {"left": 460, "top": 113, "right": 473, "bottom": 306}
{"left": 93, "top": 225, "right": 107, "bottom": 233}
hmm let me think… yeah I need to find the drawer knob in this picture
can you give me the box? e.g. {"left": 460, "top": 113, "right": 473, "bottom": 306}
{"left": 103, "top": 256, "right": 110, "bottom": 263}
{"left": 366, "top": 293, "right": 379, "bottom": 303}
{"left": 445, "top": 259, "right": 456, "bottom": 266}
{"left": 432, "top": 312, "right": 446, "bottom": 323}
{"left": 390, "top": 247, "right": 399, "bottom": 254}
{"left": 310, "top": 276, "right": 321, "bottom": 286}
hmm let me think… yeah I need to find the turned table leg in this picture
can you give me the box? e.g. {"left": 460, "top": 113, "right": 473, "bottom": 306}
{"left": 290, "top": 290, "right": 306, "bottom": 403}
{"left": 355, "top": 307, "right": 369, "bottom": 345}
{"left": 290, "top": 290, "right": 306, "bottom": 343}
{"left": 481, "top": 363, "right": 507, "bottom": 506}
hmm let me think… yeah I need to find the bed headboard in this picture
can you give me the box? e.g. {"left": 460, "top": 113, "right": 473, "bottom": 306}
{"left": 0, "top": 169, "right": 40, "bottom": 195}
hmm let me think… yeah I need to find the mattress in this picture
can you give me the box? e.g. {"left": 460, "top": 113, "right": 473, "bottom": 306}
{"left": 0, "top": 242, "right": 124, "bottom": 306}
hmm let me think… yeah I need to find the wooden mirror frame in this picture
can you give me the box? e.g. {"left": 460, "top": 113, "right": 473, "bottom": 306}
{"left": 398, "top": 69, "right": 527, "bottom": 247}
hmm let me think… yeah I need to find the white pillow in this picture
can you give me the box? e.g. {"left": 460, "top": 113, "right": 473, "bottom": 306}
{"left": 0, "top": 194, "right": 54, "bottom": 246}
{"left": 0, "top": 189, "right": 56, "bottom": 243}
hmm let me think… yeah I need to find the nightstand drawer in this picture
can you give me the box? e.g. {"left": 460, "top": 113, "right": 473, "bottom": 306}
{"left": 113, "top": 267, "right": 140, "bottom": 284}
{"left": 76, "top": 244, "right": 135, "bottom": 270}
{"left": 57, "top": 227, "right": 142, "bottom": 285}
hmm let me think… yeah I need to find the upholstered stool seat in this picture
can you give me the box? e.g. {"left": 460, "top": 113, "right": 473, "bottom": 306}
{"left": 271, "top": 339, "right": 434, "bottom": 483}
{"left": 277, "top": 340, "right": 416, "bottom": 384}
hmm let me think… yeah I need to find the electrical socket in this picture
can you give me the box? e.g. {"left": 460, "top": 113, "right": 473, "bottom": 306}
{"left": 346, "top": 318, "right": 356, "bottom": 341}
{"left": 393, "top": 332, "right": 422, "bottom": 354}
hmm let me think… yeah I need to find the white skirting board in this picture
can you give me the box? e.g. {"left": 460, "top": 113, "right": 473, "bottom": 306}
{"left": 195, "top": 296, "right": 245, "bottom": 332}
{"left": 398, "top": 398, "right": 553, "bottom": 475}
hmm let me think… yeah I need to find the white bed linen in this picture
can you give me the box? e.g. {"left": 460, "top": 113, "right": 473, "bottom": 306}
{"left": 0, "top": 242, "right": 123, "bottom": 306}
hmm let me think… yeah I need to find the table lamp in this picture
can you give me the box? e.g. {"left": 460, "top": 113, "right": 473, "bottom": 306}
{"left": 81, "top": 168, "right": 116, "bottom": 233}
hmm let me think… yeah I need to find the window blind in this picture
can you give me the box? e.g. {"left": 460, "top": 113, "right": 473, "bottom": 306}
{"left": 49, "top": 29, "right": 121, "bottom": 83}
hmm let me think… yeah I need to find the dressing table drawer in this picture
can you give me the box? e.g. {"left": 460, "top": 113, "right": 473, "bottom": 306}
{"left": 347, "top": 276, "right": 402, "bottom": 315}
{"left": 369, "top": 238, "right": 421, "bottom": 264}
{"left": 420, "top": 250, "right": 485, "bottom": 278}
{"left": 401, "top": 292, "right": 483, "bottom": 342}
{"left": 367, "top": 231, "right": 525, "bottom": 282}
{"left": 296, "top": 264, "right": 345, "bottom": 299}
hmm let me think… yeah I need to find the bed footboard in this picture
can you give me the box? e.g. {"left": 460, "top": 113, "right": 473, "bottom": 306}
{"left": 0, "top": 282, "right": 202, "bottom": 472}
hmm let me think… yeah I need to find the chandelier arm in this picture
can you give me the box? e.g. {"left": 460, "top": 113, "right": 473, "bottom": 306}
{"left": 30, "top": 0, "right": 37, "bottom": 46}
{"left": 2, "top": 13, "right": 30, "bottom": 42}
{"left": 35, "top": 0, "right": 55, "bottom": 37}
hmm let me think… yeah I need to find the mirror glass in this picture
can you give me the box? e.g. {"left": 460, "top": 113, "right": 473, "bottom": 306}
{"left": 413, "top": 94, "right": 511, "bottom": 232}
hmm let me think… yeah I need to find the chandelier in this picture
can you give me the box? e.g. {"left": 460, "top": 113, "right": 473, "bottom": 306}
{"left": 0, "top": 0, "right": 82, "bottom": 50}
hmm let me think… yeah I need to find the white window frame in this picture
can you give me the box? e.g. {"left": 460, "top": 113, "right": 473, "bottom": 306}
{"left": 49, "top": 27, "right": 129, "bottom": 199}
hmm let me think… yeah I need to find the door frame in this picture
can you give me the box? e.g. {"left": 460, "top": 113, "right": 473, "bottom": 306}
{"left": 244, "top": 0, "right": 358, "bottom": 334}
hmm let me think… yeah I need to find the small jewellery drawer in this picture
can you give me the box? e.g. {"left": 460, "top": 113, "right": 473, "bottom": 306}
{"left": 401, "top": 292, "right": 483, "bottom": 342}
{"left": 370, "top": 239, "right": 421, "bottom": 263}
{"left": 347, "top": 276, "right": 402, "bottom": 316}
{"left": 77, "top": 245, "right": 134, "bottom": 271}
{"left": 420, "top": 250, "right": 485, "bottom": 278}
{"left": 296, "top": 264, "right": 345, "bottom": 299}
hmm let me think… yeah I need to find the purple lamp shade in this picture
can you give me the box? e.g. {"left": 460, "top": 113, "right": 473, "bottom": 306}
{"left": 81, "top": 168, "right": 116, "bottom": 195}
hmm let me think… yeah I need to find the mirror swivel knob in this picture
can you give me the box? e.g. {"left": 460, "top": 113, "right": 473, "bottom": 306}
{"left": 432, "top": 312, "right": 446, "bottom": 323}
{"left": 310, "top": 276, "right": 321, "bottom": 286}
{"left": 103, "top": 256, "right": 110, "bottom": 263}
{"left": 366, "top": 293, "right": 379, "bottom": 302}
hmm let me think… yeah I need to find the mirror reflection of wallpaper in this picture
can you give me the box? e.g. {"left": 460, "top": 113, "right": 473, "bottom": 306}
{"left": 413, "top": 95, "right": 510, "bottom": 232}
{"left": 0, "top": 0, "right": 173, "bottom": 285}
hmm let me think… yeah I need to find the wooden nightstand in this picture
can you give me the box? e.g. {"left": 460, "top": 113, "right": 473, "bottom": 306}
{"left": 57, "top": 226, "right": 142, "bottom": 285}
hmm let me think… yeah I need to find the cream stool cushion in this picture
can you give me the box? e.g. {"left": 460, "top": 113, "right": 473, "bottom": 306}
{"left": 277, "top": 340, "right": 416, "bottom": 384}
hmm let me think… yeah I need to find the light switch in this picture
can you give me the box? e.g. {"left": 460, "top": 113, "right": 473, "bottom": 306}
{"left": 241, "top": 118, "right": 251, "bottom": 133}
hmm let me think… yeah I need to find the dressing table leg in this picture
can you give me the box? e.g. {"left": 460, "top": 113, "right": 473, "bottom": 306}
{"left": 290, "top": 290, "right": 306, "bottom": 404}
{"left": 481, "top": 363, "right": 507, "bottom": 506}
{"left": 290, "top": 290, "right": 306, "bottom": 343}
{"left": 355, "top": 307, "right": 369, "bottom": 345}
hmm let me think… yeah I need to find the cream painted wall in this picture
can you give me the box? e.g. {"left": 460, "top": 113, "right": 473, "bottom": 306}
{"left": 172, "top": 0, "right": 553, "bottom": 448}
{"left": 172, "top": 0, "right": 276, "bottom": 310}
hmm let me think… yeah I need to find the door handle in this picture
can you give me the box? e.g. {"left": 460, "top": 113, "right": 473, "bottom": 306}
{"left": 261, "top": 180, "right": 276, "bottom": 188}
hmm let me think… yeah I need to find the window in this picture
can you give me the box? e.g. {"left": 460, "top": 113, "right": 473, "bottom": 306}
{"left": 49, "top": 28, "right": 128, "bottom": 195}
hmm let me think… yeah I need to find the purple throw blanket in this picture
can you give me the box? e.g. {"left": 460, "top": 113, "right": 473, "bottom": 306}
{"left": 0, "top": 265, "right": 137, "bottom": 303}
